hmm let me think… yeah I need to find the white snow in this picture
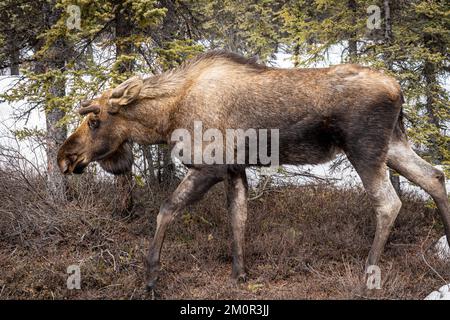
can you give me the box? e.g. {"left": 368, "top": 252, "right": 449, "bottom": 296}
{"left": 425, "top": 284, "right": 450, "bottom": 300}
{"left": 435, "top": 235, "right": 450, "bottom": 261}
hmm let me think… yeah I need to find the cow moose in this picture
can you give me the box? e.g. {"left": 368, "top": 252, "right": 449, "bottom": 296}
{"left": 57, "top": 51, "right": 450, "bottom": 290}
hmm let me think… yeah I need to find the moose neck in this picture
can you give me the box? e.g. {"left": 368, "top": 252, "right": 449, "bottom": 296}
{"left": 128, "top": 96, "right": 184, "bottom": 146}
{"left": 124, "top": 67, "right": 193, "bottom": 145}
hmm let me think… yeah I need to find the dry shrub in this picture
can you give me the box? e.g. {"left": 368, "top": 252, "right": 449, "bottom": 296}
{"left": 0, "top": 168, "right": 449, "bottom": 299}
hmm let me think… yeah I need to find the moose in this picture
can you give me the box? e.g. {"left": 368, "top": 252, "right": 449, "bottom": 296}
{"left": 57, "top": 51, "right": 450, "bottom": 290}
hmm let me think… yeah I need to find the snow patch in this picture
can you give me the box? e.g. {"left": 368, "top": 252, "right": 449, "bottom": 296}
{"left": 435, "top": 235, "right": 450, "bottom": 261}
{"left": 424, "top": 284, "right": 450, "bottom": 300}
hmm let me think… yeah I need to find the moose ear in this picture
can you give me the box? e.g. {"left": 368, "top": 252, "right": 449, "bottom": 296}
{"left": 109, "top": 76, "right": 143, "bottom": 113}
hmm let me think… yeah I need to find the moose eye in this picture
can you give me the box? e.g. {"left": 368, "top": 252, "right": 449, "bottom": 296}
{"left": 88, "top": 119, "right": 100, "bottom": 130}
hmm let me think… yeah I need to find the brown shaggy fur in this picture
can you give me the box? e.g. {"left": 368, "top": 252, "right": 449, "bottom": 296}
{"left": 57, "top": 51, "right": 450, "bottom": 291}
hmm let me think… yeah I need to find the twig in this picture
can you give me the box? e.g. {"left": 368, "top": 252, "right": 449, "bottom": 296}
{"left": 421, "top": 253, "right": 447, "bottom": 284}
{"left": 105, "top": 249, "right": 117, "bottom": 272}
{"left": 419, "top": 225, "right": 447, "bottom": 284}
{"left": 249, "top": 176, "right": 271, "bottom": 201}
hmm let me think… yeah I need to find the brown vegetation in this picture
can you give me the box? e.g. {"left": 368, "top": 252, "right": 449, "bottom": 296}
{"left": 0, "top": 168, "right": 448, "bottom": 299}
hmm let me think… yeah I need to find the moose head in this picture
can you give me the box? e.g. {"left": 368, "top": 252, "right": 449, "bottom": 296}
{"left": 57, "top": 76, "right": 145, "bottom": 175}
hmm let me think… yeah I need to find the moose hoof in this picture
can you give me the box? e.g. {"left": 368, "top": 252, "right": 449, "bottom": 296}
{"left": 232, "top": 273, "right": 247, "bottom": 284}
{"left": 146, "top": 270, "right": 160, "bottom": 292}
{"left": 146, "top": 278, "right": 159, "bottom": 292}
{"left": 145, "top": 263, "right": 161, "bottom": 292}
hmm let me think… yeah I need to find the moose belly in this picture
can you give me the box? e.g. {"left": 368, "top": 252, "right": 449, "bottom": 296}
{"left": 278, "top": 138, "right": 342, "bottom": 165}
{"left": 277, "top": 119, "right": 344, "bottom": 165}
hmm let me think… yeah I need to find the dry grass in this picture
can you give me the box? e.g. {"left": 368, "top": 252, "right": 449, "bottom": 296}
{"left": 0, "top": 168, "right": 449, "bottom": 300}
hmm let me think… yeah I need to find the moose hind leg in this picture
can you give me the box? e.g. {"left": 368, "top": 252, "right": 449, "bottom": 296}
{"left": 364, "top": 168, "right": 402, "bottom": 267}
{"left": 226, "top": 169, "right": 248, "bottom": 282}
{"left": 387, "top": 138, "right": 450, "bottom": 246}
{"left": 146, "top": 168, "right": 223, "bottom": 290}
{"left": 347, "top": 154, "right": 402, "bottom": 267}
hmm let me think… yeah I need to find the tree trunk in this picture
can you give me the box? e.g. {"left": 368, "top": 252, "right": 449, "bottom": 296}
{"left": 347, "top": 0, "right": 357, "bottom": 61}
{"left": 383, "top": 0, "right": 401, "bottom": 195}
{"left": 423, "top": 60, "right": 441, "bottom": 162}
{"left": 383, "top": 0, "right": 392, "bottom": 43}
{"left": 8, "top": 40, "right": 20, "bottom": 76}
{"left": 46, "top": 52, "right": 68, "bottom": 201}
{"left": 293, "top": 44, "right": 301, "bottom": 67}
{"left": 142, "top": 145, "right": 157, "bottom": 185}
{"left": 36, "top": 2, "right": 68, "bottom": 201}
{"left": 160, "top": 145, "right": 175, "bottom": 185}
{"left": 113, "top": 2, "right": 135, "bottom": 216}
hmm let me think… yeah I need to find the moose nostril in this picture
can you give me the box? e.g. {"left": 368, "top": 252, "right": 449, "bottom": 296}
{"left": 68, "top": 154, "right": 77, "bottom": 163}
{"left": 61, "top": 159, "right": 70, "bottom": 174}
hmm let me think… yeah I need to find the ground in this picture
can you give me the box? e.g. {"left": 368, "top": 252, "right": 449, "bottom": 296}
{"left": 0, "top": 172, "right": 449, "bottom": 299}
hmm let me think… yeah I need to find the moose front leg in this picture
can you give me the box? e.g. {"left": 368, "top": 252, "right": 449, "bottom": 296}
{"left": 226, "top": 169, "right": 248, "bottom": 282}
{"left": 146, "top": 167, "right": 223, "bottom": 290}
